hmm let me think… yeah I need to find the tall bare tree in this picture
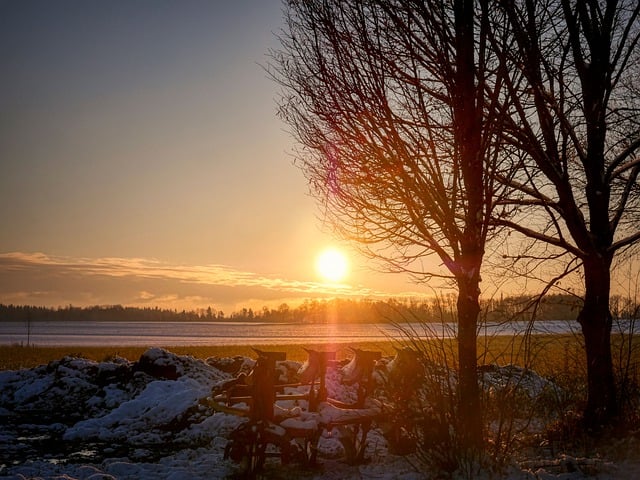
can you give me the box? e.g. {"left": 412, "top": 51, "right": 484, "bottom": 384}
{"left": 270, "top": 0, "right": 512, "bottom": 448}
{"left": 494, "top": 0, "right": 640, "bottom": 428}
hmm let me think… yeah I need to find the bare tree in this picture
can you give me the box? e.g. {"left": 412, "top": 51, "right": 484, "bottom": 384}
{"left": 270, "top": 0, "right": 512, "bottom": 449}
{"left": 493, "top": 0, "right": 640, "bottom": 429}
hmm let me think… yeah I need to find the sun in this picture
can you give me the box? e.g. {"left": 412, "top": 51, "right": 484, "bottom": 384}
{"left": 316, "top": 248, "right": 349, "bottom": 283}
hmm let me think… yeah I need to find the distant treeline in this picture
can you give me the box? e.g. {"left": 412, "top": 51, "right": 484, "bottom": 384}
{"left": 1, "top": 294, "right": 638, "bottom": 324}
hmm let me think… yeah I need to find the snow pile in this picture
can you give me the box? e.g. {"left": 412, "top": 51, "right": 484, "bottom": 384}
{"left": 479, "top": 364, "right": 560, "bottom": 400}
{"left": 1, "top": 348, "right": 639, "bottom": 479}
{"left": 0, "top": 349, "right": 247, "bottom": 479}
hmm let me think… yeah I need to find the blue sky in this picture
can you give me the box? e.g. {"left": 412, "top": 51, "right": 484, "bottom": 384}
{"left": 0, "top": 0, "right": 424, "bottom": 312}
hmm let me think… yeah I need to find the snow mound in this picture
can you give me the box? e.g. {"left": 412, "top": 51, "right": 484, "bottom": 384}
{"left": 480, "top": 364, "right": 560, "bottom": 400}
{"left": 1, "top": 348, "right": 242, "bottom": 478}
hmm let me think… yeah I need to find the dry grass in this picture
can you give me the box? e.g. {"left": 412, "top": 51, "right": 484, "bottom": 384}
{"left": 0, "top": 341, "right": 399, "bottom": 371}
{"left": 2, "top": 333, "right": 637, "bottom": 376}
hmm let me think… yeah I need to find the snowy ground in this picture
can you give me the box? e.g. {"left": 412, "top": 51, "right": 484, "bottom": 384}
{"left": 1, "top": 348, "right": 639, "bottom": 479}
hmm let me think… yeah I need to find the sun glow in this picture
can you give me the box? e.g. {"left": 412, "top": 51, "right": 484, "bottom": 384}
{"left": 316, "top": 248, "right": 349, "bottom": 283}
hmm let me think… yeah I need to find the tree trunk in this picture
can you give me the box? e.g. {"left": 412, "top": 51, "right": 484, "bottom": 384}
{"left": 578, "top": 254, "right": 617, "bottom": 430}
{"left": 453, "top": 0, "right": 484, "bottom": 450}
{"left": 457, "top": 277, "right": 482, "bottom": 449}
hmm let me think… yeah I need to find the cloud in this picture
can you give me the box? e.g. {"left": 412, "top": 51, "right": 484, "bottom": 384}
{"left": 136, "top": 291, "right": 156, "bottom": 301}
{"left": 0, "top": 251, "right": 362, "bottom": 293}
{"left": 0, "top": 252, "right": 414, "bottom": 311}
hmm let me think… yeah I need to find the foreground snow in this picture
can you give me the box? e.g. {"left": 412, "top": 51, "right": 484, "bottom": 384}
{"left": 1, "top": 348, "right": 638, "bottom": 479}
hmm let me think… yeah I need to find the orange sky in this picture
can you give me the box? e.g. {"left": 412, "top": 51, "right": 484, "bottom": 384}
{"left": 0, "top": 1, "right": 428, "bottom": 313}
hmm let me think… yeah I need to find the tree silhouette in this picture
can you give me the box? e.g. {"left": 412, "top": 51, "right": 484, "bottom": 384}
{"left": 493, "top": 0, "right": 640, "bottom": 429}
{"left": 270, "top": 0, "right": 514, "bottom": 449}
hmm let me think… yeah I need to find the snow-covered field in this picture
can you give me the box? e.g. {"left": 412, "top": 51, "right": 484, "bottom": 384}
{"left": 1, "top": 348, "right": 639, "bottom": 479}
